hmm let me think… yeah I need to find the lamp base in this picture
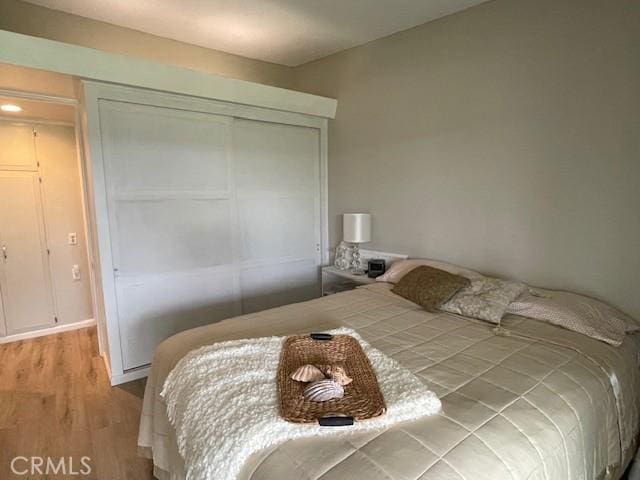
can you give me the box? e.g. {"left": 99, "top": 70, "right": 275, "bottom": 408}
{"left": 334, "top": 241, "right": 350, "bottom": 270}
{"left": 349, "top": 243, "right": 365, "bottom": 275}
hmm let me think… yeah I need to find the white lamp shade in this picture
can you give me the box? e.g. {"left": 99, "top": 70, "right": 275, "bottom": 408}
{"left": 343, "top": 213, "right": 371, "bottom": 243}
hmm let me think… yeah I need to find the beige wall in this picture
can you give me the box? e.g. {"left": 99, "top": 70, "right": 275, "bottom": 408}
{"left": 0, "top": 63, "right": 76, "bottom": 98}
{"left": 3, "top": 0, "right": 637, "bottom": 320}
{"left": 0, "top": 0, "right": 293, "bottom": 88}
{"left": 294, "top": 0, "right": 640, "bottom": 318}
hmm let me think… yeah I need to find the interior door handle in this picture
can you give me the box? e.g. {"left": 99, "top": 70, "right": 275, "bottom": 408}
{"left": 2, "top": 245, "right": 6, "bottom": 262}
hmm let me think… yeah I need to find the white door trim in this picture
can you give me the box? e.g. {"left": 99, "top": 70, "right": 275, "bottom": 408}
{"left": 0, "top": 88, "right": 78, "bottom": 106}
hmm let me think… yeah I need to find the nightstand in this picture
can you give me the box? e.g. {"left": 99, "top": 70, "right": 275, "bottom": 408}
{"left": 321, "top": 266, "right": 376, "bottom": 296}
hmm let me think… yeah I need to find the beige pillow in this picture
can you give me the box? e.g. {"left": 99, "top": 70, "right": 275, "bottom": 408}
{"left": 376, "top": 258, "right": 482, "bottom": 284}
{"left": 506, "top": 289, "right": 638, "bottom": 345}
{"left": 391, "top": 266, "right": 470, "bottom": 312}
{"left": 440, "top": 277, "right": 527, "bottom": 323}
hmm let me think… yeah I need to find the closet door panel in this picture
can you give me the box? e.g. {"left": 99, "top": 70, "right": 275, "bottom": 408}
{"left": 0, "top": 121, "right": 37, "bottom": 171}
{"left": 238, "top": 195, "right": 316, "bottom": 261}
{"left": 240, "top": 259, "right": 318, "bottom": 314}
{"left": 116, "top": 268, "right": 238, "bottom": 370}
{"left": 100, "top": 101, "right": 231, "bottom": 194}
{"left": 114, "top": 199, "right": 233, "bottom": 274}
{"left": 234, "top": 120, "right": 318, "bottom": 192}
{"left": 98, "top": 100, "right": 239, "bottom": 370}
{"left": 234, "top": 119, "right": 321, "bottom": 313}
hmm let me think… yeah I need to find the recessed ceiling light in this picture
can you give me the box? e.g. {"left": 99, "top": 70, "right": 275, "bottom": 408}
{"left": 1, "top": 104, "right": 22, "bottom": 113}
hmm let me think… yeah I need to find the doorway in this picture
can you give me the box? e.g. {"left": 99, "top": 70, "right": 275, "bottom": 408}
{"left": 0, "top": 93, "right": 94, "bottom": 342}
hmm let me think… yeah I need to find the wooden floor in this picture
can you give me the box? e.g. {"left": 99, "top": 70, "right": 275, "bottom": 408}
{"left": 0, "top": 327, "right": 153, "bottom": 479}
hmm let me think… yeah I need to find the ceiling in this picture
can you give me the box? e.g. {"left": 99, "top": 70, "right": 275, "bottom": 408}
{"left": 23, "top": 0, "right": 489, "bottom": 66}
{"left": 0, "top": 96, "right": 76, "bottom": 124}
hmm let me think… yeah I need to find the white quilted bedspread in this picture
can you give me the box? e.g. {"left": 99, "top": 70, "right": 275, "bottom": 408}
{"left": 160, "top": 328, "right": 440, "bottom": 480}
{"left": 139, "top": 283, "right": 640, "bottom": 480}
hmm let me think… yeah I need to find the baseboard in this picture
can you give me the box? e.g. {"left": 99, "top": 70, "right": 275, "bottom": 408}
{"left": 111, "top": 366, "right": 150, "bottom": 386}
{"left": 0, "top": 318, "right": 96, "bottom": 344}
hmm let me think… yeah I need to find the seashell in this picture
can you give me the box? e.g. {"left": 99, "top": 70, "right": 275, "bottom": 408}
{"left": 291, "top": 364, "right": 325, "bottom": 383}
{"left": 303, "top": 379, "right": 344, "bottom": 402}
{"left": 324, "top": 365, "right": 353, "bottom": 386}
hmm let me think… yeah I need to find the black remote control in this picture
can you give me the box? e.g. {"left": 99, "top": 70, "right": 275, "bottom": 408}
{"left": 318, "top": 416, "right": 354, "bottom": 426}
{"left": 310, "top": 332, "right": 333, "bottom": 341}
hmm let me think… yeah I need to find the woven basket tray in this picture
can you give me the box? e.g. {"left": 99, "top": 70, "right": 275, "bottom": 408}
{"left": 277, "top": 333, "right": 386, "bottom": 424}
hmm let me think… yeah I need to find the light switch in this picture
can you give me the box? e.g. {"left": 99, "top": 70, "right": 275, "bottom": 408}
{"left": 68, "top": 232, "right": 77, "bottom": 245}
{"left": 72, "top": 264, "right": 81, "bottom": 280}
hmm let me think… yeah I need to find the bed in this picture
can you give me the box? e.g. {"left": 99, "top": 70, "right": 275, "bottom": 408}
{"left": 138, "top": 283, "right": 640, "bottom": 480}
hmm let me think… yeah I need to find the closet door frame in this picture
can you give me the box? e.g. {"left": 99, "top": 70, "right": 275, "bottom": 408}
{"left": 81, "top": 81, "right": 329, "bottom": 384}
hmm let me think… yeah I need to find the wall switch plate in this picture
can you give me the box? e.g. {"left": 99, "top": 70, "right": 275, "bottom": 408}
{"left": 68, "top": 232, "right": 77, "bottom": 245}
{"left": 72, "top": 264, "right": 81, "bottom": 280}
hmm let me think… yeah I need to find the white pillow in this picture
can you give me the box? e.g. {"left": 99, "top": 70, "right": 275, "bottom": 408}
{"left": 376, "top": 259, "right": 483, "bottom": 284}
{"left": 506, "top": 289, "right": 638, "bottom": 346}
{"left": 439, "top": 277, "right": 527, "bottom": 323}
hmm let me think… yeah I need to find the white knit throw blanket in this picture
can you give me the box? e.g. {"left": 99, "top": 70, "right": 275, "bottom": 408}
{"left": 161, "top": 328, "right": 441, "bottom": 480}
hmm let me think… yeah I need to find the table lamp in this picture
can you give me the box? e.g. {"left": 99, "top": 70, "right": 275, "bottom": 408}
{"left": 343, "top": 213, "right": 371, "bottom": 275}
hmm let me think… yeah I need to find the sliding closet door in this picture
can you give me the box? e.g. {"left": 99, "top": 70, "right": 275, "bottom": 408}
{"left": 233, "top": 119, "right": 321, "bottom": 313}
{"left": 98, "top": 101, "right": 241, "bottom": 370}
{"left": 85, "top": 82, "right": 327, "bottom": 377}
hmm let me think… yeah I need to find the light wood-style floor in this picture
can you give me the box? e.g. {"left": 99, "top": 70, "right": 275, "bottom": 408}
{"left": 0, "top": 327, "right": 153, "bottom": 479}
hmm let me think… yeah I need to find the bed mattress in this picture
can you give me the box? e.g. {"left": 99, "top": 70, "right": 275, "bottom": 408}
{"left": 138, "top": 283, "right": 640, "bottom": 480}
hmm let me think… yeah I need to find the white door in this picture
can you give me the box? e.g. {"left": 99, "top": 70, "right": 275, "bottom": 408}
{"left": 98, "top": 100, "right": 241, "bottom": 370}
{"left": 233, "top": 119, "right": 322, "bottom": 313}
{"left": 0, "top": 121, "right": 38, "bottom": 171}
{"left": 0, "top": 171, "right": 56, "bottom": 334}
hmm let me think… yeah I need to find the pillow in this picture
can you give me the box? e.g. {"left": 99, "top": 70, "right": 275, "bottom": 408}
{"left": 376, "top": 258, "right": 483, "bottom": 284}
{"left": 506, "top": 289, "right": 638, "bottom": 346}
{"left": 391, "top": 266, "right": 470, "bottom": 312}
{"left": 439, "top": 277, "right": 527, "bottom": 323}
